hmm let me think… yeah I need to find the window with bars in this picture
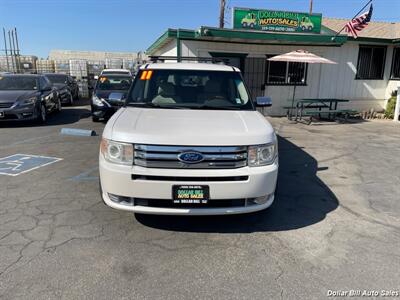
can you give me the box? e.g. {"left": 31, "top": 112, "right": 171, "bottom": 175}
{"left": 265, "top": 55, "right": 307, "bottom": 85}
{"left": 390, "top": 47, "right": 400, "bottom": 80}
{"left": 356, "top": 45, "right": 386, "bottom": 80}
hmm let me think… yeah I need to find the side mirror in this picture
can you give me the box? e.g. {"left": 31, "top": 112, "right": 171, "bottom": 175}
{"left": 256, "top": 96, "right": 272, "bottom": 107}
{"left": 108, "top": 92, "right": 125, "bottom": 102}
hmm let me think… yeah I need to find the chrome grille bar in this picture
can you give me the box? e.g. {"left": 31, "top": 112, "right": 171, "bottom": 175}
{"left": 134, "top": 144, "right": 248, "bottom": 169}
{"left": 0, "top": 102, "right": 14, "bottom": 109}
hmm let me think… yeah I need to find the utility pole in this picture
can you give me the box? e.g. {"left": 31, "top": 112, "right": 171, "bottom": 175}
{"left": 219, "top": 0, "right": 225, "bottom": 28}
{"left": 309, "top": 0, "right": 313, "bottom": 15}
{"left": 2, "top": 28, "right": 10, "bottom": 72}
{"left": 14, "top": 27, "right": 21, "bottom": 73}
{"left": 8, "top": 30, "right": 15, "bottom": 73}
{"left": 11, "top": 29, "right": 19, "bottom": 73}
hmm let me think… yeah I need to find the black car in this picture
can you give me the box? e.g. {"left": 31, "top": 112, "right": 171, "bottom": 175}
{"left": 44, "top": 73, "right": 79, "bottom": 105}
{"left": 91, "top": 74, "right": 132, "bottom": 122}
{"left": 0, "top": 74, "right": 61, "bottom": 123}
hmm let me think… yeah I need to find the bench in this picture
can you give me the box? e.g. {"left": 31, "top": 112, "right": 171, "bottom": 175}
{"left": 303, "top": 109, "right": 358, "bottom": 124}
{"left": 303, "top": 109, "right": 357, "bottom": 116}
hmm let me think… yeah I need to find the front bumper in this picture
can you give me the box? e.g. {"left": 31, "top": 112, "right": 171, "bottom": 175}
{"left": 99, "top": 154, "right": 278, "bottom": 215}
{"left": 0, "top": 104, "right": 37, "bottom": 121}
{"left": 91, "top": 104, "right": 119, "bottom": 119}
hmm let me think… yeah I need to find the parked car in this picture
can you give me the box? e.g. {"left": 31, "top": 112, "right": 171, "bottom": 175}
{"left": 44, "top": 73, "right": 79, "bottom": 105}
{"left": 100, "top": 69, "right": 132, "bottom": 76}
{"left": 99, "top": 63, "right": 278, "bottom": 215}
{"left": 0, "top": 74, "right": 61, "bottom": 123}
{"left": 91, "top": 74, "right": 132, "bottom": 122}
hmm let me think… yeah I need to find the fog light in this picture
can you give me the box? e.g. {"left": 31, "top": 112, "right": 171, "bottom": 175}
{"left": 247, "top": 194, "right": 273, "bottom": 205}
{"left": 108, "top": 193, "right": 133, "bottom": 205}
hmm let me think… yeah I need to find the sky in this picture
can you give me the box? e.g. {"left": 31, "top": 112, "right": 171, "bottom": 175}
{"left": 0, "top": 0, "right": 399, "bottom": 58}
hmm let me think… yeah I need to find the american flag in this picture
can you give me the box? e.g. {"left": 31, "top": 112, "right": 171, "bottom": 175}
{"left": 345, "top": 4, "right": 373, "bottom": 38}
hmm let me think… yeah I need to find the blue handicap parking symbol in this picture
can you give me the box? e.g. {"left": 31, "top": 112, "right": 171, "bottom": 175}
{"left": 0, "top": 154, "right": 62, "bottom": 176}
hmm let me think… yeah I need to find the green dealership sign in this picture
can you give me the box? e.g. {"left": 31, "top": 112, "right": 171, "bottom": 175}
{"left": 233, "top": 7, "right": 322, "bottom": 34}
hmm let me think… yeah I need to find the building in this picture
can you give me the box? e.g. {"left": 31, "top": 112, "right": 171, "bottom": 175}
{"left": 146, "top": 7, "right": 400, "bottom": 116}
{"left": 48, "top": 49, "right": 138, "bottom": 61}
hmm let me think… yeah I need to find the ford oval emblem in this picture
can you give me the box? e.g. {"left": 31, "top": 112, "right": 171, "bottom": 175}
{"left": 178, "top": 151, "right": 204, "bottom": 164}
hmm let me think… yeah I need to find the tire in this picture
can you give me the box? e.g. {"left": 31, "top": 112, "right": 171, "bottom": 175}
{"left": 301, "top": 26, "right": 306, "bottom": 31}
{"left": 74, "top": 90, "right": 80, "bottom": 101}
{"left": 69, "top": 93, "right": 74, "bottom": 106}
{"left": 250, "top": 23, "right": 254, "bottom": 28}
{"left": 242, "top": 22, "right": 247, "bottom": 28}
{"left": 56, "top": 97, "right": 62, "bottom": 113}
{"left": 37, "top": 103, "right": 47, "bottom": 124}
{"left": 308, "top": 26, "right": 313, "bottom": 31}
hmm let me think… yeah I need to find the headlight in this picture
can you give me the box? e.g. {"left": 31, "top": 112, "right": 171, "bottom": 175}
{"left": 92, "top": 95, "right": 105, "bottom": 107}
{"left": 248, "top": 142, "right": 277, "bottom": 167}
{"left": 19, "top": 97, "right": 36, "bottom": 106}
{"left": 100, "top": 138, "right": 133, "bottom": 165}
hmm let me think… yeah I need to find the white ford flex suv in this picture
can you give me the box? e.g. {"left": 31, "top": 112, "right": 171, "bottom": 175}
{"left": 99, "top": 62, "right": 278, "bottom": 215}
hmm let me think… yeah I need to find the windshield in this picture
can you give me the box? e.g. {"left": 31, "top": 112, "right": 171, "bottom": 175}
{"left": 46, "top": 74, "right": 68, "bottom": 84}
{"left": 0, "top": 76, "right": 38, "bottom": 90}
{"left": 96, "top": 75, "right": 132, "bottom": 91}
{"left": 127, "top": 69, "right": 254, "bottom": 110}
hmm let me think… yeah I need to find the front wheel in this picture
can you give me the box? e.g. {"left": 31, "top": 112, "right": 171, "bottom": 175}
{"left": 69, "top": 93, "right": 74, "bottom": 106}
{"left": 37, "top": 103, "right": 47, "bottom": 124}
{"left": 56, "top": 97, "right": 62, "bottom": 113}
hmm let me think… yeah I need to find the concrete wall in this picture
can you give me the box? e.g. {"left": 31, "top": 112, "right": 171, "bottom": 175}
{"left": 156, "top": 39, "right": 395, "bottom": 115}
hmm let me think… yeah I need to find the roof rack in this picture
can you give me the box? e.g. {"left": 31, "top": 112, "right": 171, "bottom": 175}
{"left": 148, "top": 56, "right": 228, "bottom": 65}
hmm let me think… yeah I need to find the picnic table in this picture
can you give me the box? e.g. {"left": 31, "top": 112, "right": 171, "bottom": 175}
{"left": 283, "top": 98, "right": 357, "bottom": 124}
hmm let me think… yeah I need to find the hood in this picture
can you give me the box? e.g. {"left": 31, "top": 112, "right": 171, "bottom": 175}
{"left": 52, "top": 83, "right": 67, "bottom": 89}
{"left": 107, "top": 107, "right": 275, "bottom": 146}
{"left": 0, "top": 90, "right": 37, "bottom": 103}
{"left": 95, "top": 90, "right": 128, "bottom": 100}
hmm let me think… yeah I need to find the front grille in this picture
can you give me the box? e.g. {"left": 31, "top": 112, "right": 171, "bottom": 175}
{"left": 0, "top": 102, "right": 14, "bottom": 109}
{"left": 134, "top": 145, "right": 248, "bottom": 169}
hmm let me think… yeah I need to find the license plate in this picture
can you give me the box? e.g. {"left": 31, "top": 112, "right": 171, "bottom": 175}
{"left": 0, "top": 111, "right": 4, "bottom": 118}
{"left": 172, "top": 185, "right": 209, "bottom": 204}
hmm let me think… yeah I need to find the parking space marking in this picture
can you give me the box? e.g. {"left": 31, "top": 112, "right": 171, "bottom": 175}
{"left": 0, "top": 154, "right": 63, "bottom": 176}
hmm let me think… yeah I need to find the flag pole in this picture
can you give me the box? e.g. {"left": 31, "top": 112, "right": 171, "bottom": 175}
{"left": 331, "top": 0, "right": 373, "bottom": 41}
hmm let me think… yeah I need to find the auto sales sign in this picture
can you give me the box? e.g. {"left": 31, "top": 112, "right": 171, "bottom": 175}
{"left": 233, "top": 7, "right": 322, "bottom": 34}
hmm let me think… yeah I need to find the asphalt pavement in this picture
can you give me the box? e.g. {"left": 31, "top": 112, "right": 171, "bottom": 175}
{"left": 0, "top": 105, "right": 399, "bottom": 299}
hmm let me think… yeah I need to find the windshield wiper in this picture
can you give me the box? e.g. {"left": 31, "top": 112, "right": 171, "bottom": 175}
{"left": 195, "top": 104, "right": 241, "bottom": 110}
{"left": 126, "top": 102, "right": 187, "bottom": 109}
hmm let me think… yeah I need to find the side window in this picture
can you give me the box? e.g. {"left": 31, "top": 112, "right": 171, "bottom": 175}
{"left": 39, "top": 77, "right": 47, "bottom": 89}
{"left": 391, "top": 47, "right": 400, "bottom": 80}
{"left": 265, "top": 54, "right": 308, "bottom": 85}
{"left": 45, "top": 77, "right": 52, "bottom": 86}
{"left": 356, "top": 45, "right": 387, "bottom": 80}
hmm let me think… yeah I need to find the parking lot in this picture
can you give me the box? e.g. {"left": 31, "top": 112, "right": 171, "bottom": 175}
{"left": 0, "top": 104, "right": 399, "bottom": 299}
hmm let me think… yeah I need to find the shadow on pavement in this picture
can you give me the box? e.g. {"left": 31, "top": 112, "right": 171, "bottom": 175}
{"left": 0, "top": 107, "right": 91, "bottom": 128}
{"left": 135, "top": 136, "right": 339, "bottom": 233}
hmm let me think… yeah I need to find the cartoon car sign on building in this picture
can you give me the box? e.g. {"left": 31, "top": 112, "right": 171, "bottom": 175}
{"left": 300, "top": 16, "right": 314, "bottom": 31}
{"left": 241, "top": 13, "right": 257, "bottom": 28}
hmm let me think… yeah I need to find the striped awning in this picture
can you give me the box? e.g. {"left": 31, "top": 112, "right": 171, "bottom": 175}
{"left": 267, "top": 50, "right": 337, "bottom": 64}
